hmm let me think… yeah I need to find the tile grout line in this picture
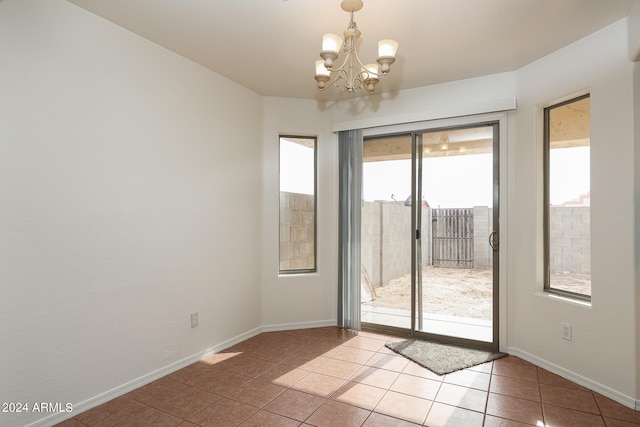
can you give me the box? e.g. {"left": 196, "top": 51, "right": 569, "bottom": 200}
{"left": 423, "top": 372, "right": 445, "bottom": 426}
{"left": 535, "top": 365, "right": 545, "bottom": 426}
{"left": 481, "top": 360, "right": 495, "bottom": 426}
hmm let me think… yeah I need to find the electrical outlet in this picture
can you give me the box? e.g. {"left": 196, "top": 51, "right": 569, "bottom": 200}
{"left": 562, "top": 323, "right": 572, "bottom": 341}
{"left": 191, "top": 312, "right": 198, "bottom": 328}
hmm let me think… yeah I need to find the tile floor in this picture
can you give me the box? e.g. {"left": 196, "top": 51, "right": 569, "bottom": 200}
{"left": 56, "top": 327, "right": 640, "bottom": 427}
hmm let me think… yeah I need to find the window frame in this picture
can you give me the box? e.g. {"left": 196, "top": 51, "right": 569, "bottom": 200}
{"left": 542, "top": 93, "right": 591, "bottom": 302}
{"left": 278, "top": 135, "right": 318, "bottom": 275}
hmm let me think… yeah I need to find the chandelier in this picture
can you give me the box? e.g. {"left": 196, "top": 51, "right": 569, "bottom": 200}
{"left": 314, "top": 0, "right": 399, "bottom": 94}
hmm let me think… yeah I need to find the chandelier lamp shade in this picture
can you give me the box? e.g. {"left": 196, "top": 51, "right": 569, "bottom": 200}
{"left": 314, "top": 0, "right": 399, "bottom": 94}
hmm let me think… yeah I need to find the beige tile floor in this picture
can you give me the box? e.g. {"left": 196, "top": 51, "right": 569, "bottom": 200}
{"left": 56, "top": 327, "right": 640, "bottom": 427}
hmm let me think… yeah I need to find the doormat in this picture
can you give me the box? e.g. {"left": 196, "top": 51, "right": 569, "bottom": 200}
{"left": 385, "top": 339, "right": 507, "bottom": 376}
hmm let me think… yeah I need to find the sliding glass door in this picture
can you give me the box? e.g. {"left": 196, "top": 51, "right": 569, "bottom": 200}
{"left": 360, "top": 123, "right": 499, "bottom": 350}
{"left": 360, "top": 134, "right": 413, "bottom": 331}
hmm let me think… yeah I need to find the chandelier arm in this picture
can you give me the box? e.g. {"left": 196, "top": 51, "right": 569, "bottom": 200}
{"left": 320, "top": 68, "right": 366, "bottom": 93}
{"left": 351, "top": 43, "right": 375, "bottom": 78}
{"left": 348, "top": 48, "right": 365, "bottom": 91}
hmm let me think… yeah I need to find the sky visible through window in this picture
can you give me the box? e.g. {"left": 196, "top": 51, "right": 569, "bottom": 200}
{"left": 362, "top": 147, "right": 589, "bottom": 208}
{"left": 363, "top": 154, "right": 493, "bottom": 208}
{"left": 549, "top": 146, "right": 590, "bottom": 206}
{"left": 280, "top": 139, "right": 315, "bottom": 195}
{"left": 281, "top": 142, "right": 589, "bottom": 208}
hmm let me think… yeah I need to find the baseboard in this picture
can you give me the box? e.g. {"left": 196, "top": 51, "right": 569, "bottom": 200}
{"left": 507, "top": 346, "right": 640, "bottom": 411}
{"left": 261, "top": 319, "right": 337, "bottom": 332}
{"left": 28, "top": 321, "right": 337, "bottom": 427}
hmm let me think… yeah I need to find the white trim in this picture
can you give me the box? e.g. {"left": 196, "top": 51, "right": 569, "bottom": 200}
{"left": 332, "top": 98, "right": 517, "bottom": 132}
{"left": 261, "top": 319, "right": 337, "bottom": 333}
{"left": 498, "top": 114, "right": 509, "bottom": 354}
{"left": 360, "top": 111, "right": 510, "bottom": 138}
{"left": 507, "top": 346, "right": 640, "bottom": 411}
{"left": 27, "top": 321, "right": 336, "bottom": 427}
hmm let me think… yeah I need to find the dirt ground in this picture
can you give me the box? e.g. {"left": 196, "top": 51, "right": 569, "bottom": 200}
{"left": 366, "top": 266, "right": 591, "bottom": 320}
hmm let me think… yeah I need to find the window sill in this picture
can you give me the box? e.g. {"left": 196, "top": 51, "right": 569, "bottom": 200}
{"left": 535, "top": 291, "right": 592, "bottom": 308}
{"left": 278, "top": 271, "right": 319, "bottom": 278}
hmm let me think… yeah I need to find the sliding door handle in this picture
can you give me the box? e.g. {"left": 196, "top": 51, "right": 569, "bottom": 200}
{"left": 489, "top": 231, "right": 498, "bottom": 252}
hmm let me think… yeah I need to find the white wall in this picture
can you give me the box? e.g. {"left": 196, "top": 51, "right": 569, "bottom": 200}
{"left": 633, "top": 50, "right": 640, "bottom": 406}
{"left": 331, "top": 72, "right": 516, "bottom": 130}
{"left": 511, "top": 19, "right": 638, "bottom": 406}
{"left": 0, "top": 1, "right": 263, "bottom": 425}
{"left": 629, "top": 0, "right": 640, "bottom": 61}
{"left": 260, "top": 97, "right": 338, "bottom": 328}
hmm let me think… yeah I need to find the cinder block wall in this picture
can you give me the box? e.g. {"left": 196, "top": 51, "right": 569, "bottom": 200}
{"left": 362, "top": 200, "right": 431, "bottom": 288}
{"left": 362, "top": 203, "right": 498, "bottom": 288}
{"left": 279, "top": 192, "right": 315, "bottom": 271}
{"left": 380, "top": 202, "right": 413, "bottom": 286}
{"left": 549, "top": 206, "right": 591, "bottom": 274}
{"left": 362, "top": 201, "right": 382, "bottom": 288}
{"left": 278, "top": 195, "right": 589, "bottom": 283}
{"left": 473, "top": 206, "right": 493, "bottom": 269}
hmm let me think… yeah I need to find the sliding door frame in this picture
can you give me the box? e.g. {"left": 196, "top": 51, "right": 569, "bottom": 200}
{"left": 411, "top": 132, "right": 423, "bottom": 333}
{"left": 410, "top": 121, "right": 500, "bottom": 352}
{"left": 359, "top": 113, "right": 506, "bottom": 352}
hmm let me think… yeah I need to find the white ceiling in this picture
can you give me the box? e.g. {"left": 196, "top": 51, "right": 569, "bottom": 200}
{"left": 66, "top": 0, "right": 635, "bottom": 101}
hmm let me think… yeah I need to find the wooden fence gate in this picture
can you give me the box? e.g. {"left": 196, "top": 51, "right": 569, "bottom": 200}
{"left": 431, "top": 208, "right": 474, "bottom": 268}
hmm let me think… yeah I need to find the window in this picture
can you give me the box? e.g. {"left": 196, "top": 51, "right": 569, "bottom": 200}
{"left": 279, "top": 136, "right": 317, "bottom": 273}
{"left": 543, "top": 94, "right": 591, "bottom": 300}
